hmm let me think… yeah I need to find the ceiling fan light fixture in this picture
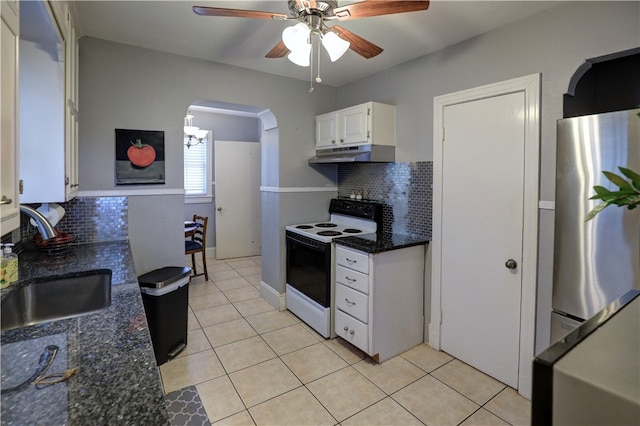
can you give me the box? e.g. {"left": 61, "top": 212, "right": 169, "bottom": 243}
{"left": 321, "top": 30, "right": 350, "bottom": 62}
{"left": 282, "top": 22, "right": 310, "bottom": 51}
{"left": 287, "top": 43, "right": 311, "bottom": 67}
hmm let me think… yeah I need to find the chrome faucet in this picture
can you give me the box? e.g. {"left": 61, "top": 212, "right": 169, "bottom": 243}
{"left": 20, "top": 205, "right": 57, "bottom": 240}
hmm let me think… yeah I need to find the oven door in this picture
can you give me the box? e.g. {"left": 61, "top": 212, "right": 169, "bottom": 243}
{"left": 286, "top": 231, "right": 331, "bottom": 308}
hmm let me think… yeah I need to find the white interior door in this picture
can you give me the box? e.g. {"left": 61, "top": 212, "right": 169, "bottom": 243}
{"left": 214, "top": 140, "right": 261, "bottom": 259}
{"left": 439, "top": 92, "right": 525, "bottom": 388}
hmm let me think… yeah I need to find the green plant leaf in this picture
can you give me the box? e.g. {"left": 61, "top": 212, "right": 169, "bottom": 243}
{"left": 603, "top": 171, "right": 632, "bottom": 190}
{"left": 592, "top": 185, "right": 611, "bottom": 195}
{"left": 618, "top": 167, "right": 640, "bottom": 192}
{"left": 584, "top": 201, "right": 611, "bottom": 222}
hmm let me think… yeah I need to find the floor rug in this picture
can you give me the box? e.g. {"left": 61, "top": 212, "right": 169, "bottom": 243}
{"left": 165, "top": 385, "right": 210, "bottom": 426}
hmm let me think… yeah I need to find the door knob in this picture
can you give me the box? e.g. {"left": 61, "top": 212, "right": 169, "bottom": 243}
{"left": 505, "top": 259, "right": 517, "bottom": 270}
{"left": 217, "top": 207, "right": 222, "bottom": 211}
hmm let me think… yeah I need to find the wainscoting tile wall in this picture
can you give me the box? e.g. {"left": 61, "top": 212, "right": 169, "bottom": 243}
{"left": 338, "top": 162, "right": 432, "bottom": 239}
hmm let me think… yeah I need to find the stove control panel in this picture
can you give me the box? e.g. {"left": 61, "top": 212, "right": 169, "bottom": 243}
{"left": 329, "top": 198, "right": 382, "bottom": 222}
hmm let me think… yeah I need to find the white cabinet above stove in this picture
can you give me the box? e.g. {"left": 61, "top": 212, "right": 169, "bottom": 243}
{"left": 315, "top": 102, "right": 395, "bottom": 150}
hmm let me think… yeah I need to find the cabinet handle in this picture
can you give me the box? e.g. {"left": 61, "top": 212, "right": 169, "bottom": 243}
{"left": 340, "top": 138, "right": 344, "bottom": 143}
{"left": 343, "top": 326, "right": 348, "bottom": 331}
{"left": 332, "top": 139, "right": 336, "bottom": 144}
{"left": 346, "top": 258, "right": 357, "bottom": 265}
{"left": 345, "top": 298, "right": 356, "bottom": 306}
{"left": 0, "top": 195, "right": 12, "bottom": 205}
{"left": 345, "top": 276, "right": 356, "bottom": 283}
{"left": 349, "top": 329, "right": 355, "bottom": 335}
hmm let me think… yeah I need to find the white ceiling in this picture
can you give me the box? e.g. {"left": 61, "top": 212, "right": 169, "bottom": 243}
{"left": 72, "top": 1, "right": 562, "bottom": 87}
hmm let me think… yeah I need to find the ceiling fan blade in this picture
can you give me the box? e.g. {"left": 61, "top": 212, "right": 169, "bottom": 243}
{"left": 193, "top": 6, "right": 288, "bottom": 20}
{"left": 266, "top": 41, "right": 289, "bottom": 58}
{"left": 333, "top": 1, "right": 430, "bottom": 21}
{"left": 331, "top": 26, "right": 383, "bottom": 59}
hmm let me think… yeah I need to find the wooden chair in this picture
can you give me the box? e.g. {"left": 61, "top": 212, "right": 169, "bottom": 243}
{"left": 185, "top": 215, "right": 208, "bottom": 281}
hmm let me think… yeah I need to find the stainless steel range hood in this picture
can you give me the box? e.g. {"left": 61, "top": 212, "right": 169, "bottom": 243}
{"left": 309, "top": 145, "right": 395, "bottom": 164}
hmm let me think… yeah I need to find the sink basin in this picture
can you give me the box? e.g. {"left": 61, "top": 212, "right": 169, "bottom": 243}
{"left": 1, "top": 269, "right": 112, "bottom": 331}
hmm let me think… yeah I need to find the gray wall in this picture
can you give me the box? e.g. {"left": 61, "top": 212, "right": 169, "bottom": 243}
{"left": 79, "top": 37, "right": 337, "bottom": 279}
{"left": 183, "top": 110, "right": 261, "bottom": 249}
{"left": 335, "top": 1, "right": 640, "bottom": 353}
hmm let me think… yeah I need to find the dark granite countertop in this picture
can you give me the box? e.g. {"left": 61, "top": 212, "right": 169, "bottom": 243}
{"left": 334, "top": 232, "right": 429, "bottom": 254}
{"left": 1, "top": 241, "right": 169, "bottom": 425}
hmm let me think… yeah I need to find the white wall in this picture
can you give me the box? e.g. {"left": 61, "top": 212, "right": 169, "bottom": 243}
{"left": 335, "top": 1, "right": 640, "bottom": 353}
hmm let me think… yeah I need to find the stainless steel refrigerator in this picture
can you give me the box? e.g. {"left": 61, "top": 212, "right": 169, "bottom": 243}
{"left": 552, "top": 108, "right": 640, "bottom": 342}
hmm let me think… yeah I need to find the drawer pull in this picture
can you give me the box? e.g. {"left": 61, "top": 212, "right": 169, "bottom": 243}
{"left": 346, "top": 258, "right": 357, "bottom": 264}
{"left": 344, "top": 326, "right": 348, "bottom": 331}
{"left": 345, "top": 276, "right": 356, "bottom": 283}
{"left": 345, "top": 298, "right": 356, "bottom": 306}
{"left": 349, "top": 329, "right": 355, "bottom": 335}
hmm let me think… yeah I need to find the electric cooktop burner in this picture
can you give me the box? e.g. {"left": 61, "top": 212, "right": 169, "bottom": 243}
{"left": 317, "top": 230, "right": 342, "bottom": 236}
{"left": 343, "top": 228, "right": 362, "bottom": 234}
{"left": 315, "top": 223, "right": 338, "bottom": 228}
{"left": 296, "top": 225, "right": 313, "bottom": 229}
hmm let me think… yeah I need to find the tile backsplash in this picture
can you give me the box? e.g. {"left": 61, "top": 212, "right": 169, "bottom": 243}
{"left": 19, "top": 197, "right": 128, "bottom": 245}
{"left": 338, "top": 161, "right": 432, "bottom": 239}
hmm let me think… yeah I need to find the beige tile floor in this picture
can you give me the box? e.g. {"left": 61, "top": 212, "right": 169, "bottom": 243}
{"left": 160, "top": 254, "right": 531, "bottom": 425}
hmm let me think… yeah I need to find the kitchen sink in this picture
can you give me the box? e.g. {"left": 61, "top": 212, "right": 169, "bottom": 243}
{"left": 1, "top": 270, "right": 112, "bottom": 331}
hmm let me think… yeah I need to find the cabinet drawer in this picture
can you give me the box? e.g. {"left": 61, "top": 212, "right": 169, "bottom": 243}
{"left": 335, "top": 284, "right": 369, "bottom": 323}
{"left": 335, "top": 309, "right": 368, "bottom": 353}
{"left": 336, "top": 246, "right": 369, "bottom": 274}
{"left": 336, "top": 265, "right": 369, "bottom": 294}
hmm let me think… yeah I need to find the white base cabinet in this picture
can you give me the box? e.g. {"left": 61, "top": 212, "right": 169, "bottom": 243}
{"left": 334, "top": 244, "right": 425, "bottom": 363}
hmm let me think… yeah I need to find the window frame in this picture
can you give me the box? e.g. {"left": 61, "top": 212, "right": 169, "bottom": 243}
{"left": 184, "top": 130, "right": 213, "bottom": 204}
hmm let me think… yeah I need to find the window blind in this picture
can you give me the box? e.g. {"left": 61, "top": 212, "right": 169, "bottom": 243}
{"left": 184, "top": 136, "right": 208, "bottom": 196}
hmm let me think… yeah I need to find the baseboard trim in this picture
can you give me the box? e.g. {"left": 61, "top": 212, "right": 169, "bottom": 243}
{"left": 260, "top": 281, "right": 286, "bottom": 311}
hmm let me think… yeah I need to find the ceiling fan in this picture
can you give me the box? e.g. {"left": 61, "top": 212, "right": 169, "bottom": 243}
{"left": 193, "top": 1, "right": 430, "bottom": 62}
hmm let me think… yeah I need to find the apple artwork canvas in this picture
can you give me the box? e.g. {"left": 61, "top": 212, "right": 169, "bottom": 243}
{"left": 115, "top": 129, "right": 165, "bottom": 185}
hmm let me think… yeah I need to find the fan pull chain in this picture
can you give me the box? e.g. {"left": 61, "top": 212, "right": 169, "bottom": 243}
{"left": 315, "top": 37, "right": 322, "bottom": 83}
{"left": 309, "top": 37, "right": 314, "bottom": 93}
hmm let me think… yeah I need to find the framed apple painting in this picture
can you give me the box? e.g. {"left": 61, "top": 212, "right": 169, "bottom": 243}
{"left": 115, "top": 129, "right": 165, "bottom": 185}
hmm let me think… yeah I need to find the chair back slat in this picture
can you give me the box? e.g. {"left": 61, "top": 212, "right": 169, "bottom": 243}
{"left": 185, "top": 214, "right": 209, "bottom": 280}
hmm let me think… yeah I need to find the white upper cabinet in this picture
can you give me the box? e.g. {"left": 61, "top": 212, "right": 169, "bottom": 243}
{"left": 315, "top": 102, "right": 395, "bottom": 149}
{"left": 1, "top": 0, "right": 21, "bottom": 235}
{"left": 19, "top": 0, "right": 79, "bottom": 203}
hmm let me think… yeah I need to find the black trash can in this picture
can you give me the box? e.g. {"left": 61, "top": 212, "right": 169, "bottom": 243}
{"left": 138, "top": 266, "right": 191, "bottom": 366}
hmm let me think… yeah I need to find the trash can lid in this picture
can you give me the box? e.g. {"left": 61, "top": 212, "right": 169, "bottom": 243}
{"left": 138, "top": 266, "right": 191, "bottom": 289}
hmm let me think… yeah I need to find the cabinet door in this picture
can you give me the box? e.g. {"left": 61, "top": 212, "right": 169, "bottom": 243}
{"left": 338, "top": 104, "right": 369, "bottom": 145}
{"left": 1, "top": 1, "right": 21, "bottom": 235}
{"left": 64, "top": 20, "right": 79, "bottom": 199}
{"left": 335, "top": 309, "right": 368, "bottom": 352}
{"left": 316, "top": 112, "right": 336, "bottom": 148}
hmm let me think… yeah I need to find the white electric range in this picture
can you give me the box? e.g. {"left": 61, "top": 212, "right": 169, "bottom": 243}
{"left": 285, "top": 198, "right": 383, "bottom": 337}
